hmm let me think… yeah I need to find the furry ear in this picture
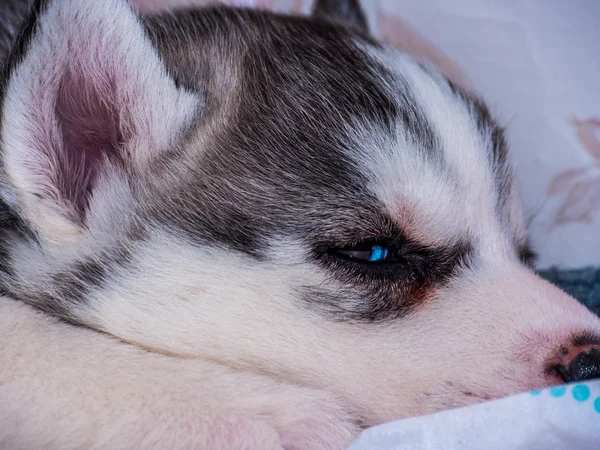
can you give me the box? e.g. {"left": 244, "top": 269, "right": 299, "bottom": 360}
{"left": 311, "top": 0, "right": 369, "bottom": 34}
{"left": 0, "top": 0, "right": 199, "bottom": 245}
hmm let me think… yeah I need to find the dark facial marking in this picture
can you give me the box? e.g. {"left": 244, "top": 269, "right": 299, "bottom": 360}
{"left": 0, "top": 195, "right": 39, "bottom": 289}
{"left": 393, "top": 75, "right": 441, "bottom": 160}
{"left": 22, "top": 246, "right": 133, "bottom": 322}
{"left": 306, "top": 236, "right": 472, "bottom": 322}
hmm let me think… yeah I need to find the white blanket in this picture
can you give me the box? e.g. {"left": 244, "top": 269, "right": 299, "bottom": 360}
{"left": 349, "top": 379, "right": 600, "bottom": 450}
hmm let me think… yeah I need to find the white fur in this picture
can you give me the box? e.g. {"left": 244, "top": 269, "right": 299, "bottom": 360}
{"left": 0, "top": 297, "right": 357, "bottom": 449}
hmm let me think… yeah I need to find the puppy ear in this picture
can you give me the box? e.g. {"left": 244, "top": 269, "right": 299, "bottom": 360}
{"left": 312, "top": 0, "right": 369, "bottom": 34}
{"left": 0, "top": 0, "right": 199, "bottom": 245}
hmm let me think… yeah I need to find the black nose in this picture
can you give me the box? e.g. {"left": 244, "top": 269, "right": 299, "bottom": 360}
{"left": 561, "top": 348, "right": 600, "bottom": 382}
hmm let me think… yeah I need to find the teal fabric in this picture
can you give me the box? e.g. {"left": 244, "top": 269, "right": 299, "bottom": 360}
{"left": 539, "top": 267, "right": 600, "bottom": 316}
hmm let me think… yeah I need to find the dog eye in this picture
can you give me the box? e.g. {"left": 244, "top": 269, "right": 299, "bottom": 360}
{"left": 335, "top": 242, "right": 396, "bottom": 262}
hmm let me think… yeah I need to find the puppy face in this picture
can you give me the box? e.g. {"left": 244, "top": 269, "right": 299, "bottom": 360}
{"left": 1, "top": 0, "right": 599, "bottom": 425}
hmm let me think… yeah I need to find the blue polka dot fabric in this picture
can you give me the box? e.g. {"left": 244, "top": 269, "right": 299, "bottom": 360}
{"left": 348, "top": 378, "right": 600, "bottom": 450}
{"left": 529, "top": 382, "right": 600, "bottom": 414}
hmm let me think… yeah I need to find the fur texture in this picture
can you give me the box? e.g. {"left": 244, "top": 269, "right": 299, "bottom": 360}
{"left": 1, "top": 0, "right": 599, "bottom": 447}
{"left": 0, "top": 296, "right": 357, "bottom": 449}
{"left": 0, "top": 0, "right": 32, "bottom": 60}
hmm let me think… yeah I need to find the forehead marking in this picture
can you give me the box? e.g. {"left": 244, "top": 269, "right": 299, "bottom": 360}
{"left": 354, "top": 50, "right": 522, "bottom": 258}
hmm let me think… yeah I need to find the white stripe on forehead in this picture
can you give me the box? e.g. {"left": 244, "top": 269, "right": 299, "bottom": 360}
{"left": 352, "top": 47, "right": 514, "bottom": 254}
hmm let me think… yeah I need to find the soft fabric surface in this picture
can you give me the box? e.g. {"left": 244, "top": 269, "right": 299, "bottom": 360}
{"left": 349, "top": 379, "right": 600, "bottom": 450}
{"left": 540, "top": 268, "right": 600, "bottom": 316}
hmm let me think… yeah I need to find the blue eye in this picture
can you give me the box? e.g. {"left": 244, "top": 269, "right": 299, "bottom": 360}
{"left": 336, "top": 244, "right": 391, "bottom": 262}
{"left": 368, "top": 245, "right": 388, "bottom": 261}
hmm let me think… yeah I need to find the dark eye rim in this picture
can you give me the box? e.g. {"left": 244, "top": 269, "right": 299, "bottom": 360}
{"left": 330, "top": 238, "right": 398, "bottom": 264}
{"left": 324, "top": 235, "right": 433, "bottom": 270}
{"left": 313, "top": 235, "right": 473, "bottom": 285}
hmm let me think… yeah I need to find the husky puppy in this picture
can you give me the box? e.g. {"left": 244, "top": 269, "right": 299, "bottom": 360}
{"left": 0, "top": 0, "right": 599, "bottom": 448}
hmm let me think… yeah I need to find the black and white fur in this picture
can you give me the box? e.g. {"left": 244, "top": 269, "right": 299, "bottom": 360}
{"left": 1, "top": 0, "right": 599, "bottom": 448}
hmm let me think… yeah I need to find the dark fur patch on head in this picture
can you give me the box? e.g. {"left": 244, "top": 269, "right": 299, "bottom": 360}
{"left": 0, "top": 197, "right": 37, "bottom": 286}
{"left": 50, "top": 260, "right": 107, "bottom": 308}
{"left": 0, "top": 196, "right": 20, "bottom": 231}
{"left": 143, "top": 7, "right": 463, "bottom": 322}
{"left": 25, "top": 247, "right": 133, "bottom": 321}
{"left": 146, "top": 7, "right": 402, "bottom": 255}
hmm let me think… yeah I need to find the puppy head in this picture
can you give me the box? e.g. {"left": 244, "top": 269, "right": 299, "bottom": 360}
{"left": 1, "top": 0, "right": 599, "bottom": 424}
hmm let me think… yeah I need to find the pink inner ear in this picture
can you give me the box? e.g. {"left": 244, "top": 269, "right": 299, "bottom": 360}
{"left": 54, "top": 69, "right": 125, "bottom": 221}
